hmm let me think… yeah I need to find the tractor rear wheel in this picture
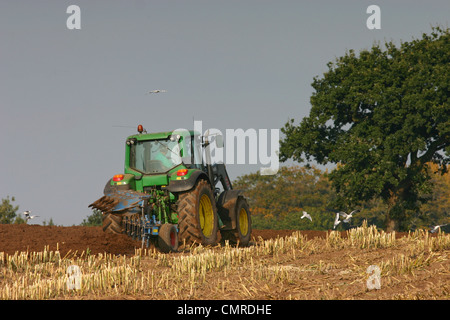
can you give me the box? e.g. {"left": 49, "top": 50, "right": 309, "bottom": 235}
{"left": 177, "top": 179, "right": 219, "bottom": 246}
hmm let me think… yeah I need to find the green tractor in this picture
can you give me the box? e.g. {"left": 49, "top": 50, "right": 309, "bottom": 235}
{"left": 89, "top": 124, "right": 252, "bottom": 252}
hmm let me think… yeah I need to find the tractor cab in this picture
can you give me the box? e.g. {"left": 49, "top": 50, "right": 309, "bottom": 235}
{"left": 128, "top": 136, "right": 183, "bottom": 174}
{"left": 125, "top": 128, "right": 202, "bottom": 173}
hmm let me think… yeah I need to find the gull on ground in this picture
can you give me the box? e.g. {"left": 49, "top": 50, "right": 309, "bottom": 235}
{"left": 23, "top": 210, "right": 40, "bottom": 221}
{"left": 430, "top": 224, "right": 448, "bottom": 233}
{"left": 300, "top": 211, "right": 312, "bottom": 222}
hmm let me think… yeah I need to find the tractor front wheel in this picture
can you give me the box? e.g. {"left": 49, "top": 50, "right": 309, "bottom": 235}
{"left": 102, "top": 212, "right": 135, "bottom": 235}
{"left": 102, "top": 213, "right": 123, "bottom": 234}
{"left": 220, "top": 197, "right": 252, "bottom": 246}
{"left": 235, "top": 198, "right": 252, "bottom": 246}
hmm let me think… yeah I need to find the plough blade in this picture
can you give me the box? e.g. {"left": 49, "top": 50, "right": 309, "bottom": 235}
{"left": 89, "top": 190, "right": 151, "bottom": 214}
{"left": 88, "top": 196, "right": 119, "bottom": 213}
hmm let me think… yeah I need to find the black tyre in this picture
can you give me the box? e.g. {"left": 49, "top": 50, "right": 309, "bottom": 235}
{"left": 220, "top": 197, "right": 252, "bottom": 246}
{"left": 103, "top": 212, "right": 135, "bottom": 234}
{"left": 102, "top": 213, "right": 123, "bottom": 234}
{"left": 177, "top": 179, "right": 219, "bottom": 246}
{"left": 158, "top": 224, "right": 179, "bottom": 253}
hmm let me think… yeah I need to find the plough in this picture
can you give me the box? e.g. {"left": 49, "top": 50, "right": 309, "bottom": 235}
{"left": 89, "top": 188, "right": 177, "bottom": 249}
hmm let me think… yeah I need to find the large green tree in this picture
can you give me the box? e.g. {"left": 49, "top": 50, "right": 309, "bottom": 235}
{"left": 280, "top": 27, "right": 449, "bottom": 231}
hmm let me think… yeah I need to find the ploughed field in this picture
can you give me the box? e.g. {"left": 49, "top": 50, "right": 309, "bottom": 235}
{"left": 0, "top": 223, "right": 449, "bottom": 300}
{"left": 0, "top": 224, "right": 346, "bottom": 256}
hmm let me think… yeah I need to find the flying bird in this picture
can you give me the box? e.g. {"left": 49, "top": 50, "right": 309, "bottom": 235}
{"left": 300, "top": 211, "right": 312, "bottom": 222}
{"left": 338, "top": 209, "right": 359, "bottom": 224}
{"left": 23, "top": 210, "right": 39, "bottom": 221}
{"left": 333, "top": 212, "right": 341, "bottom": 229}
{"left": 430, "top": 224, "right": 448, "bottom": 233}
{"left": 148, "top": 89, "right": 167, "bottom": 94}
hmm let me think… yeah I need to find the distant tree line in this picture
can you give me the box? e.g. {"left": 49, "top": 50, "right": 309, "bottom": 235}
{"left": 2, "top": 164, "right": 447, "bottom": 231}
{"left": 0, "top": 196, "right": 57, "bottom": 226}
{"left": 0, "top": 194, "right": 101, "bottom": 227}
{"left": 233, "top": 164, "right": 449, "bottom": 231}
{"left": 80, "top": 210, "right": 102, "bottom": 227}
{"left": 0, "top": 196, "right": 20, "bottom": 224}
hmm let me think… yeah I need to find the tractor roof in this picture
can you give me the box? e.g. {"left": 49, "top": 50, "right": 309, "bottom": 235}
{"left": 127, "top": 129, "right": 200, "bottom": 141}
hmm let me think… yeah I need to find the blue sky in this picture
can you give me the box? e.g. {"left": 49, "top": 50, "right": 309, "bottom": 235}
{"left": 1, "top": 0, "right": 449, "bottom": 225}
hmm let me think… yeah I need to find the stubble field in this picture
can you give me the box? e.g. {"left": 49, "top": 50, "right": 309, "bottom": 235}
{"left": 0, "top": 222, "right": 448, "bottom": 300}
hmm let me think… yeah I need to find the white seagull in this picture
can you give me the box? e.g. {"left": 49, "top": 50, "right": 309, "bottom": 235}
{"left": 300, "top": 211, "right": 312, "bottom": 222}
{"left": 148, "top": 89, "right": 167, "bottom": 94}
{"left": 23, "top": 210, "right": 39, "bottom": 221}
{"left": 338, "top": 209, "right": 359, "bottom": 224}
{"left": 333, "top": 212, "right": 341, "bottom": 229}
{"left": 430, "top": 224, "right": 448, "bottom": 233}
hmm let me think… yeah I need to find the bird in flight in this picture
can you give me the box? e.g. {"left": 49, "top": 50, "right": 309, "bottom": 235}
{"left": 430, "top": 224, "right": 448, "bottom": 233}
{"left": 333, "top": 212, "right": 341, "bottom": 229}
{"left": 23, "top": 210, "right": 39, "bottom": 221}
{"left": 333, "top": 209, "right": 359, "bottom": 229}
{"left": 148, "top": 89, "right": 167, "bottom": 94}
{"left": 338, "top": 209, "right": 359, "bottom": 224}
{"left": 300, "top": 211, "right": 312, "bottom": 222}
